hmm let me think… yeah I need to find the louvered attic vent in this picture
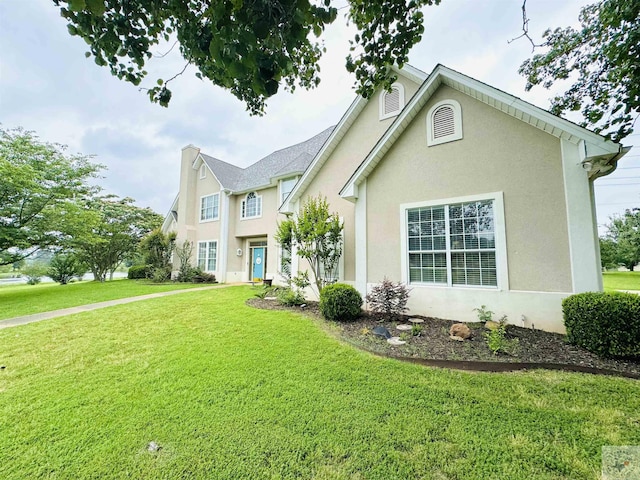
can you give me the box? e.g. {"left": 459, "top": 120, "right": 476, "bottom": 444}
{"left": 433, "top": 106, "right": 455, "bottom": 138}
{"left": 379, "top": 83, "right": 405, "bottom": 120}
{"left": 427, "top": 99, "right": 463, "bottom": 146}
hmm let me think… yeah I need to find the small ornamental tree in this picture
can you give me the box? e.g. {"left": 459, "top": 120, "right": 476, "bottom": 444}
{"left": 275, "top": 196, "right": 343, "bottom": 294}
{"left": 48, "top": 253, "right": 86, "bottom": 285}
{"left": 365, "top": 277, "right": 411, "bottom": 320}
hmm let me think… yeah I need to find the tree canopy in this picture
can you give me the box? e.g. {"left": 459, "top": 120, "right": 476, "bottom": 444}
{"left": 0, "top": 127, "right": 102, "bottom": 265}
{"left": 53, "top": 0, "right": 439, "bottom": 114}
{"left": 602, "top": 208, "right": 640, "bottom": 271}
{"left": 71, "top": 196, "right": 163, "bottom": 282}
{"left": 519, "top": 0, "right": 639, "bottom": 142}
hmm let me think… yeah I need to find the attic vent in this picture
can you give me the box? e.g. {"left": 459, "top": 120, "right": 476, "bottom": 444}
{"left": 379, "top": 83, "right": 405, "bottom": 120}
{"left": 427, "top": 99, "right": 463, "bottom": 146}
{"left": 433, "top": 106, "right": 455, "bottom": 138}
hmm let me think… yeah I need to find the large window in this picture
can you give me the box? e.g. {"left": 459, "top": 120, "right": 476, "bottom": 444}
{"left": 280, "top": 177, "right": 297, "bottom": 205}
{"left": 407, "top": 199, "right": 497, "bottom": 287}
{"left": 200, "top": 193, "right": 219, "bottom": 222}
{"left": 241, "top": 192, "right": 262, "bottom": 219}
{"left": 197, "top": 240, "right": 217, "bottom": 272}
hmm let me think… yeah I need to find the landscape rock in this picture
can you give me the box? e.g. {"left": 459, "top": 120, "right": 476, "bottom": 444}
{"left": 449, "top": 335, "right": 465, "bottom": 342}
{"left": 387, "top": 337, "right": 406, "bottom": 346}
{"left": 396, "top": 324, "right": 412, "bottom": 331}
{"left": 449, "top": 323, "right": 472, "bottom": 339}
{"left": 408, "top": 318, "right": 424, "bottom": 324}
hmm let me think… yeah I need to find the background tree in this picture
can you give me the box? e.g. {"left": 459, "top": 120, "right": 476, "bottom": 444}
{"left": 72, "top": 196, "right": 162, "bottom": 282}
{"left": 519, "top": 0, "right": 639, "bottom": 142}
{"left": 599, "top": 237, "right": 619, "bottom": 270}
{"left": 0, "top": 127, "right": 102, "bottom": 265}
{"left": 53, "top": 0, "right": 439, "bottom": 114}
{"left": 275, "top": 195, "right": 343, "bottom": 293}
{"left": 47, "top": 252, "right": 86, "bottom": 285}
{"left": 605, "top": 208, "right": 640, "bottom": 271}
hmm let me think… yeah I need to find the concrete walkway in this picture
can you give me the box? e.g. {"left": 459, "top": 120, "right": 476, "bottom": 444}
{"left": 0, "top": 284, "right": 230, "bottom": 330}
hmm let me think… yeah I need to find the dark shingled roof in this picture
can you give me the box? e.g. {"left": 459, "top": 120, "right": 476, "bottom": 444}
{"left": 200, "top": 126, "right": 334, "bottom": 192}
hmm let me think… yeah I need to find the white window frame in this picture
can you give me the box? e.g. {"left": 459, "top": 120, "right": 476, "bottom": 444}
{"left": 280, "top": 177, "right": 298, "bottom": 205}
{"left": 197, "top": 240, "right": 218, "bottom": 272}
{"left": 241, "top": 191, "right": 262, "bottom": 219}
{"left": 400, "top": 192, "right": 508, "bottom": 290}
{"left": 379, "top": 82, "right": 405, "bottom": 120}
{"left": 426, "top": 99, "right": 463, "bottom": 146}
{"left": 199, "top": 163, "right": 207, "bottom": 179}
{"left": 200, "top": 193, "right": 220, "bottom": 222}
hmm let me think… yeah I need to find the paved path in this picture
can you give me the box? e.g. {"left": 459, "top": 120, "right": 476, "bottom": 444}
{"left": 0, "top": 284, "right": 231, "bottom": 330}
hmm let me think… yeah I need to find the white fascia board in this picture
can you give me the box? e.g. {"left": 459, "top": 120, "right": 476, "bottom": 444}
{"left": 279, "top": 96, "right": 369, "bottom": 214}
{"left": 340, "top": 64, "right": 625, "bottom": 199}
{"left": 438, "top": 66, "right": 620, "bottom": 153}
{"left": 391, "top": 64, "right": 428, "bottom": 84}
{"left": 161, "top": 194, "right": 179, "bottom": 233}
{"left": 193, "top": 154, "right": 229, "bottom": 190}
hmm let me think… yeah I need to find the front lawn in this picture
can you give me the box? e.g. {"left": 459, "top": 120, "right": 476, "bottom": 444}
{"left": 0, "top": 286, "right": 638, "bottom": 479}
{"left": 0, "top": 279, "right": 206, "bottom": 320}
{"left": 602, "top": 271, "right": 640, "bottom": 291}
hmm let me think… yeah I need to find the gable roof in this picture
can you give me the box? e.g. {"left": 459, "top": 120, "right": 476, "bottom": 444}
{"left": 279, "top": 64, "right": 429, "bottom": 213}
{"left": 196, "top": 126, "right": 334, "bottom": 194}
{"left": 340, "top": 64, "right": 629, "bottom": 201}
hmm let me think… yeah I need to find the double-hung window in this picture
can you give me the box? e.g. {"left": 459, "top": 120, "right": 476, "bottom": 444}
{"left": 197, "top": 240, "right": 217, "bottom": 272}
{"left": 280, "top": 178, "right": 297, "bottom": 205}
{"left": 200, "top": 193, "right": 219, "bottom": 222}
{"left": 407, "top": 199, "right": 497, "bottom": 287}
{"left": 241, "top": 192, "right": 262, "bottom": 219}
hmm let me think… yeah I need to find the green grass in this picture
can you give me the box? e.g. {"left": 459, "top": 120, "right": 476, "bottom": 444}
{"left": 1, "top": 286, "right": 638, "bottom": 479}
{"left": 0, "top": 279, "right": 207, "bottom": 320}
{"left": 602, "top": 271, "right": 640, "bottom": 291}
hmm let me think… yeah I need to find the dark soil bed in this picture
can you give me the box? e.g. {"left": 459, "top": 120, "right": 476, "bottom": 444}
{"left": 247, "top": 298, "right": 640, "bottom": 379}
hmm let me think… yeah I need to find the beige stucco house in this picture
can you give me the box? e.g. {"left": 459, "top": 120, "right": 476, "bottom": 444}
{"left": 164, "top": 64, "right": 629, "bottom": 333}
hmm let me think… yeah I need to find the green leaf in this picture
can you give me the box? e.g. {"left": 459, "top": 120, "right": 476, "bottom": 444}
{"left": 85, "top": 0, "right": 106, "bottom": 16}
{"left": 68, "top": 0, "right": 86, "bottom": 12}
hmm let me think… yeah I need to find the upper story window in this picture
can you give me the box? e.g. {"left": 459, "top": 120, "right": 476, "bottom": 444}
{"left": 241, "top": 192, "right": 262, "bottom": 219}
{"left": 379, "top": 83, "right": 405, "bottom": 120}
{"left": 200, "top": 193, "right": 219, "bottom": 222}
{"left": 199, "top": 163, "right": 207, "bottom": 179}
{"left": 426, "top": 99, "right": 463, "bottom": 146}
{"left": 280, "top": 177, "right": 297, "bottom": 205}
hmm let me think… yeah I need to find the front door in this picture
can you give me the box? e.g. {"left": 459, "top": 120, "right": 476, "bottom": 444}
{"left": 252, "top": 247, "right": 265, "bottom": 282}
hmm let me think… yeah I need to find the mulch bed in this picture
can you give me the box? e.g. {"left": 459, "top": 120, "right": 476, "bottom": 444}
{"left": 247, "top": 298, "right": 640, "bottom": 379}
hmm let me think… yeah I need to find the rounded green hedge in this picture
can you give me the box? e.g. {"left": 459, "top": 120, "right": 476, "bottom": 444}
{"left": 319, "top": 283, "right": 362, "bottom": 321}
{"left": 127, "top": 265, "right": 150, "bottom": 280}
{"left": 562, "top": 291, "right": 640, "bottom": 358}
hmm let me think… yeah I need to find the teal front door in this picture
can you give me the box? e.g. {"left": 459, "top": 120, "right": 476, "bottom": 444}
{"left": 252, "top": 247, "right": 265, "bottom": 282}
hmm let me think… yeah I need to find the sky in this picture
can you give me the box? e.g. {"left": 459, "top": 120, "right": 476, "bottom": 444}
{"left": 1, "top": 0, "right": 638, "bottom": 232}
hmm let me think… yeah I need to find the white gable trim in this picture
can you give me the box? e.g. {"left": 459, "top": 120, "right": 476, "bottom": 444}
{"left": 340, "top": 64, "right": 626, "bottom": 201}
{"left": 193, "top": 154, "right": 227, "bottom": 190}
{"left": 280, "top": 65, "right": 429, "bottom": 214}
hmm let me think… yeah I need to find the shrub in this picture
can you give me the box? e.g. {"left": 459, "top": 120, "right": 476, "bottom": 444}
{"left": 277, "top": 287, "right": 306, "bottom": 306}
{"left": 365, "top": 278, "right": 410, "bottom": 319}
{"left": 484, "top": 316, "right": 519, "bottom": 356}
{"left": 319, "top": 283, "right": 362, "bottom": 321}
{"left": 48, "top": 253, "right": 85, "bottom": 285}
{"left": 22, "top": 262, "right": 48, "bottom": 285}
{"left": 562, "top": 292, "right": 640, "bottom": 358}
{"left": 473, "top": 305, "right": 494, "bottom": 323}
{"left": 192, "top": 269, "right": 217, "bottom": 283}
{"left": 150, "top": 266, "right": 171, "bottom": 283}
{"left": 128, "top": 265, "right": 150, "bottom": 280}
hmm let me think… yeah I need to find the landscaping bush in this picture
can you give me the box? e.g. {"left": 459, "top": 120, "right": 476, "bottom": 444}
{"left": 277, "top": 287, "right": 306, "bottom": 306}
{"left": 127, "top": 265, "right": 150, "bottom": 280}
{"left": 562, "top": 291, "right": 640, "bottom": 358}
{"left": 319, "top": 283, "right": 362, "bottom": 321}
{"left": 21, "top": 262, "right": 48, "bottom": 285}
{"left": 365, "top": 277, "right": 410, "bottom": 319}
{"left": 192, "top": 269, "right": 217, "bottom": 284}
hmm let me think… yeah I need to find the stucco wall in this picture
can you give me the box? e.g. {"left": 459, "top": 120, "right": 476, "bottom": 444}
{"left": 298, "top": 77, "right": 422, "bottom": 282}
{"left": 365, "top": 85, "right": 572, "bottom": 293}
